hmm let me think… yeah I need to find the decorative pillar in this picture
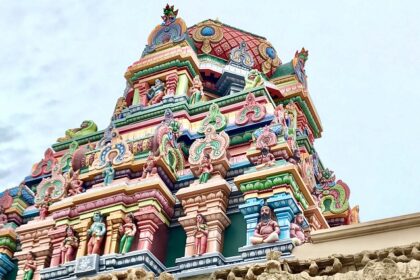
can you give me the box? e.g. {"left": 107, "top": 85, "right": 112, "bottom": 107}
{"left": 238, "top": 198, "right": 264, "bottom": 245}
{"left": 105, "top": 210, "right": 124, "bottom": 255}
{"left": 165, "top": 72, "right": 179, "bottom": 96}
{"left": 267, "top": 193, "right": 300, "bottom": 240}
{"left": 48, "top": 226, "right": 67, "bottom": 267}
{"left": 0, "top": 228, "right": 17, "bottom": 278}
{"left": 133, "top": 81, "right": 150, "bottom": 106}
{"left": 175, "top": 73, "right": 189, "bottom": 96}
{"left": 74, "top": 218, "right": 91, "bottom": 258}
{"left": 0, "top": 253, "right": 14, "bottom": 279}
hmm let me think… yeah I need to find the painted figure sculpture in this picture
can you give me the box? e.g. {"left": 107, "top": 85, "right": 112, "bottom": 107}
{"left": 103, "top": 161, "right": 115, "bottom": 186}
{"left": 244, "top": 69, "right": 264, "bottom": 90}
{"left": 141, "top": 152, "right": 158, "bottom": 179}
{"left": 67, "top": 170, "right": 83, "bottom": 196}
{"left": 118, "top": 213, "right": 137, "bottom": 254}
{"left": 56, "top": 120, "right": 98, "bottom": 142}
{"left": 87, "top": 212, "right": 106, "bottom": 255}
{"left": 60, "top": 226, "right": 79, "bottom": 264}
{"left": 198, "top": 154, "right": 213, "bottom": 184}
{"left": 23, "top": 252, "right": 36, "bottom": 280}
{"left": 255, "top": 146, "right": 276, "bottom": 170}
{"left": 250, "top": 206, "right": 280, "bottom": 245}
{"left": 38, "top": 192, "right": 52, "bottom": 220}
{"left": 147, "top": 79, "right": 165, "bottom": 105}
{"left": 193, "top": 214, "right": 208, "bottom": 256}
{"left": 189, "top": 75, "right": 204, "bottom": 105}
{"left": 290, "top": 213, "right": 306, "bottom": 245}
{"left": 0, "top": 206, "right": 8, "bottom": 225}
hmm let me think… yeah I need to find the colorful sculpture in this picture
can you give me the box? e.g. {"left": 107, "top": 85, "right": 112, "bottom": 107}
{"left": 102, "top": 161, "right": 115, "bottom": 186}
{"left": 37, "top": 191, "right": 52, "bottom": 220}
{"left": 290, "top": 214, "right": 306, "bottom": 245}
{"left": 56, "top": 120, "right": 98, "bottom": 142}
{"left": 66, "top": 170, "right": 83, "bottom": 196}
{"left": 118, "top": 213, "right": 137, "bottom": 254}
{"left": 60, "top": 226, "right": 79, "bottom": 264}
{"left": 34, "top": 163, "right": 67, "bottom": 205}
{"left": 188, "top": 75, "right": 204, "bottom": 105}
{"left": 31, "top": 148, "right": 58, "bottom": 177}
{"left": 193, "top": 214, "right": 208, "bottom": 256}
{"left": 147, "top": 79, "right": 166, "bottom": 105}
{"left": 60, "top": 141, "right": 79, "bottom": 172}
{"left": 198, "top": 154, "right": 213, "bottom": 184}
{"left": 235, "top": 92, "right": 266, "bottom": 126}
{"left": 250, "top": 206, "right": 280, "bottom": 245}
{"left": 87, "top": 212, "right": 106, "bottom": 255}
{"left": 197, "top": 103, "right": 227, "bottom": 134}
{"left": 293, "top": 48, "right": 309, "bottom": 88}
{"left": 244, "top": 69, "right": 264, "bottom": 90}
{"left": 255, "top": 146, "right": 276, "bottom": 170}
{"left": 113, "top": 97, "right": 127, "bottom": 119}
{"left": 141, "top": 152, "right": 159, "bottom": 179}
{"left": 23, "top": 252, "right": 37, "bottom": 280}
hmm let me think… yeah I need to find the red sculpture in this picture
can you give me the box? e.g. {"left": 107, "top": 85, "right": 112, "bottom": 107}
{"left": 141, "top": 152, "right": 158, "bottom": 179}
{"left": 38, "top": 191, "right": 52, "bottom": 220}
{"left": 0, "top": 206, "right": 8, "bottom": 225}
{"left": 290, "top": 213, "right": 306, "bottom": 245}
{"left": 255, "top": 146, "right": 276, "bottom": 170}
{"left": 67, "top": 170, "right": 83, "bottom": 196}
{"left": 250, "top": 206, "right": 280, "bottom": 245}
{"left": 87, "top": 212, "right": 106, "bottom": 255}
{"left": 60, "top": 226, "right": 79, "bottom": 264}
{"left": 193, "top": 214, "right": 208, "bottom": 256}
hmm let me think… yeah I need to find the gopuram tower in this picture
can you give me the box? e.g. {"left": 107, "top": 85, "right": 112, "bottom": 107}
{"left": 0, "top": 5, "right": 369, "bottom": 280}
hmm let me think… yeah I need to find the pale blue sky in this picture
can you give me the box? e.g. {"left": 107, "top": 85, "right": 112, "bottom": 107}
{"left": 0, "top": 1, "right": 419, "bottom": 222}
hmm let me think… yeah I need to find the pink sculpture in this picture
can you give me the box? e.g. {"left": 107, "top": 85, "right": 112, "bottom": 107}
{"left": 290, "top": 213, "right": 306, "bottom": 245}
{"left": 193, "top": 214, "right": 208, "bottom": 256}
{"left": 198, "top": 154, "right": 213, "bottom": 184}
{"left": 0, "top": 206, "right": 8, "bottom": 225}
{"left": 272, "top": 104, "right": 287, "bottom": 127}
{"left": 60, "top": 226, "right": 79, "bottom": 264}
{"left": 38, "top": 191, "right": 52, "bottom": 220}
{"left": 87, "top": 212, "right": 106, "bottom": 255}
{"left": 250, "top": 206, "right": 280, "bottom": 245}
{"left": 67, "top": 170, "right": 83, "bottom": 196}
{"left": 141, "top": 152, "right": 158, "bottom": 179}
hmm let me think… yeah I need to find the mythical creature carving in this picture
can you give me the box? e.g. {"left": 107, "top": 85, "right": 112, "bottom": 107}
{"left": 250, "top": 206, "right": 280, "bottom": 245}
{"left": 87, "top": 212, "right": 106, "bottom": 255}
{"left": 22, "top": 252, "right": 36, "bottom": 280}
{"left": 147, "top": 79, "right": 166, "bottom": 105}
{"left": 35, "top": 163, "right": 67, "bottom": 205}
{"left": 57, "top": 120, "right": 98, "bottom": 143}
{"left": 244, "top": 69, "right": 264, "bottom": 90}
{"left": 235, "top": 91, "right": 266, "bottom": 126}
{"left": 31, "top": 148, "right": 58, "bottom": 177}
{"left": 193, "top": 214, "right": 208, "bottom": 256}
{"left": 189, "top": 75, "right": 204, "bottom": 105}
{"left": 293, "top": 48, "right": 309, "bottom": 88}
{"left": 119, "top": 213, "right": 136, "bottom": 254}
{"left": 60, "top": 226, "right": 79, "bottom": 264}
{"left": 198, "top": 103, "right": 227, "bottom": 134}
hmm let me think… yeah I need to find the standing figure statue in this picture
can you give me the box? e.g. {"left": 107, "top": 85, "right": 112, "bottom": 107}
{"left": 103, "top": 161, "right": 115, "bottom": 186}
{"left": 272, "top": 104, "right": 287, "bottom": 127}
{"left": 193, "top": 214, "right": 208, "bottom": 256}
{"left": 23, "top": 252, "right": 36, "bottom": 280}
{"left": 256, "top": 146, "right": 276, "bottom": 170}
{"left": 141, "top": 152, "right": 158, "bottom": 179}
{"left": 290, "top": 213, "right": 306, "bottom": 245}
{"left": 250, "top": 206, "right": 280, "bottom": 245}
{"left": 188, "top": 75, "right": 204, "bottom": 105}
{"left": 87, "top": 212, "right": 106, "bottom": 255}
{"left": 60, "top": 226, "right": 79, "bottom": 264}
{"left": 0, "top": 206, "right": 8, "bottom": 225}
{"left": 67, "top": 170, "right": 83, "bottom": 196}
{"left": 147, "top": 79, "right": 166, "bottom": 105}
{"left": 118, "top": 213, "right": 137, "bottom": 254}
{"left": 198, "top": 154, "right": 213, "bottom": 184}
{"left": 38, "top": 191, "right": 52, "bottom": 220}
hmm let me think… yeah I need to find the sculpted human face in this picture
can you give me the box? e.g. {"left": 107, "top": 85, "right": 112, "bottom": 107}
{"left": 196, "top": 215, "right": 203, "bottom": 224}
{"left": 93, "top": 213, "right": 102, "bottom": 223}
{"left": 261, "top": 206, "right": 271, "bottom": 221}
{"left": 124, "top": 215, "right": 133, "bottom": 224}
{"left": 296, "top": 214, "right": 304, "bottom": 224}
{"left": 66, "top": 228, "right": 74, "bottom": 237}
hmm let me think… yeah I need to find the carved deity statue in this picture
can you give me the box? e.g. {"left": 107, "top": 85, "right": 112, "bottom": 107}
{"left": 87, "top": 212, "right": 106, "bottom": 255}
{"left": 193, "top": 214, "right": 208, "bottom": 256}
{"left": 250, "top": 206, "right": 280, "bottom": 245}
{"left": 103, "top": 161, "right": 115, "bottom": 186}
{"left": 256, "top": 146, "right": 276, "bottom": 170}
{"left": 147, "top": 79, "right": 166, "bottom": 105}
{"left": 272, "top": 104, "right": 287, "bottom": 127}
{"left": 188, "top": 75, "right": 204, "bottom": 105}
{"left": 60, "top": 226, "right": 79, "bottom": 264}
{"left": 141, "top": 152, "right": 158, "bottom": 179}
{"left": 244, "top": 69, "right": 264, "bottom": 90}
{"left": 67, "top": 170, "right": 83, "bottom": 196}
{"left": 23, "top": 252, "right": 36, "bottom": 280}
{"left": 198, "top": 154, "right": 213, "bottom": 184}
{"left": 38, "top": 191, "right": 52, "bottom": 220}
{"left": 290, "top": 213, "right": 306, "bottom": 245}
{"left": 118, "top": 213, "right": 137, "bottom": 254}
{"left": 0, "top": 206, "right": 8, "bottom": 225}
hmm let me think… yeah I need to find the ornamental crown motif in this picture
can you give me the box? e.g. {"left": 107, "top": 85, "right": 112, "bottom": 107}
{"left": 198, "top": 103, "right": 227, "bottom": 134}
{"left": 235, "top": 92, "right": 266, "bottom": 126}
{"left": 34, "top": 163, "right": 67, "bottom": 205}
{"left": 229, "top": 41, "right": 254, "bottom": 69}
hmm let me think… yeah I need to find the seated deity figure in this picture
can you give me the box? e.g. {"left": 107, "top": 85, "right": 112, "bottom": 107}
{"left": 103, "top": 161, "right": 115, "bottom": 186}
{"left": 188, "top": 75, "right": 204, "bottom": 105}
{"left": 290, "top": 213, "right": 306, "bottom": 245}
{"left": 193, "top": 214, "right": 208, "bottom": 256}
{"left": 250, "top": 206, "right": 280, "bottom": 245}
{"left": 147, "top": 79, "right": 166, "bottom": 105}
{"left": 198, "top": 154, "right": 213, "bottom": 184}
{"left": 23, "top": 252, "right": 37, "bottom": 280}
{"left": 87, "top": 212, "right": 106, "bottom": 255}
{"left": 0, "top": 206, "right": 8, "bottom": 225}
{"left": 60, "top": 226, "right": 79, "bottom": 264}
{"left": 141, "top": 152, "right": 158, "bottom": 179}
{"left": 67, "top": 170, "right": 83, "bottom": 196}
{"left": 256, "top": 146, "right": 276, "bottom": 170}
{"left": 118, "top": 213, "right": 137, "bottom": 254}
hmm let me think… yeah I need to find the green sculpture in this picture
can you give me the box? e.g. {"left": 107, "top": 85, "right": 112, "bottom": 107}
{"left": 188, "top": 75, "right": 204, "bottom": 105}
{"left": 23, "top": 252, "right": 36, "bottom": 280}
{"left": 198, "top": 103, "right": 227, "bottom": 134}
{"left": 102, "top": 161, "right": 115, "bottom": 186}
{"left": 244, "top": 69, "right": 264, "bottom": 90}
{"left": 198, "top": 154, "right": 213, "bottom": 184}
{"left": 57, "top": 120, "right": 98, "bottom": 143}
{"left": 118, "top": 213, "right": 136, "bottom": 254}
